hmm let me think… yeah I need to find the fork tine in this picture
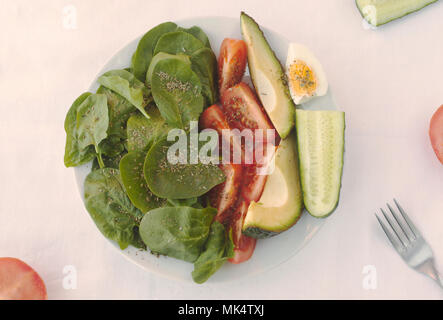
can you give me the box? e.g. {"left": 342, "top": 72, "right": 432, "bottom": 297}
{"left": 394, "top": 198, "right": 420, "bottom": 238}
{"left": 375, "top": 213, "right": 404, "bottom": 252}
{"left": 387, "top": 203, "right": 413, "bottom": 242}
{"left": 380, "top": 208, "right": 406, "bottom": 247}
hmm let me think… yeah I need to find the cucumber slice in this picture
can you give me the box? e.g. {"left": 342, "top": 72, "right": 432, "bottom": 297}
{"left": 296, "top": 110, "right": 345, "bottom": 218}
{"left": 356, "top": 0, "right": 438, "bottom": 26}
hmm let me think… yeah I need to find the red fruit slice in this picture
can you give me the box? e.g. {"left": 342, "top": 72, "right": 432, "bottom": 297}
{"left": 228, "top": 201, "right": 257, "bottom": 264}
{"left": 218, "top": 38, "right": 248, "bottom": 95}
{"left": 218, "top": 83, "right": 279, "bottom": 264}
{"left": 221, "top": 82, "right": 278, "bottom": 142}
{"left": 199, "top": 104, "right": 242, "bottom": 160}
{"left": 200, "top": 105, "right": 244, "bottom": 223}
{"left": 210, "top": 163, "right": 244, "bottom": 224}
{"left": 430, "top": 105, "right": 443, "bottom": 164}
{"left": 0, "top": 257, "right": 47, "bottom": 300}
{"left": 241, "top": 166, "right": 269, "bottom": 203}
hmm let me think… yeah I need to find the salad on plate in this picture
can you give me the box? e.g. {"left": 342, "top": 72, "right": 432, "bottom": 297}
{"left": 64, "top": 12, "right": 345, "bottom": 283}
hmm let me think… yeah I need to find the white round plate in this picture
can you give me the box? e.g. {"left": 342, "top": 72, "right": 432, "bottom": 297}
{"left": 74, "top": 16, "right": 336, "bottom": 283}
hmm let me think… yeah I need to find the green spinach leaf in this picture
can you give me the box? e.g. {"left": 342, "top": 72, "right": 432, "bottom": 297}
{"left": 144, "top": 138, "right": 225, "bottom": 199}
{"left": 64, "top": 92, "right": 96, "bottom": 167}
{"left": 92, "top": 151, "right": 127, "bottom": 171}
{"left": 145, "top": 52, "right": 191, "bottom": 86}
{"left": 126, "top": 108, "right": 171, "bottom": 153}
{"left": 151, "top": 58, "right": 204, "bottom": 129}
{"left": 97, "top": 86, "right": 136, "bottom": 139}
{"left": 192, "top": 221, "right": 234, "bottom": 284}
{"left": 177, "top": 26, "right": 211, "bottom": 48}
{"left": 147, "top": 48, "right": 216, "bottom": 107}
{"left": 97, "top": 69, "right": 151, "bottom": 120}
{"left": 98, "top": 135, "right": 125, "bottom": 157}
{"left": 167, "top": 198, "right": 198, "bottom": 207}
{"left": 131, "top": 22, "right": 178, "bottom": 81}
{"left": 139, "top": 206, "right": 216, "bottom": 262}
{"left": 75, "top": 93, "right": 109, "bottom": 167}
{"left": 154, "top": 31, "right": 204, "bottom": 57}
{"left": 119, "top": 151, "right": 167, "bottom": 213}
{"left": 84, "top": 168, "right": 144, "bottom": 249}
{"left": 190, "top": 47, "right": 218, "bottom": 106}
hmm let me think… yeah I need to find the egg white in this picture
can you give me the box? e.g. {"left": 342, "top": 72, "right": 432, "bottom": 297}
{"left": 285, "top": 43, "right": 328, "bottom": 105}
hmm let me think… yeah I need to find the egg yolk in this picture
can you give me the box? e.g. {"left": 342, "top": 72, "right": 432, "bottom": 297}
{"left": 288, "top": 60, "right": 317, "bottom": 97}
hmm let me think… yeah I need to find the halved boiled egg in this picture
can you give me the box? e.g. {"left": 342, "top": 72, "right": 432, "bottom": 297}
{"left": 285, "top": 43, "right": 328, "bottom": 105}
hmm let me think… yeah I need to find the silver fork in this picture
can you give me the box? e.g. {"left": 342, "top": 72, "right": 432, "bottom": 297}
{"left": 375, "top": 199, "right": 443, "bottom": 289}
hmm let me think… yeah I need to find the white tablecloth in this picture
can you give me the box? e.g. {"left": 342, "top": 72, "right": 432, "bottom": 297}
{"left": 1, "top": 0, "right": 442, "bottom": 299}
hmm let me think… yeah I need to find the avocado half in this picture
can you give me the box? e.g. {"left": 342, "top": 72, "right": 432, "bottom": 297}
{"left": 242, "top": 131, "right": 303, "bottom": 239}
{"left": 240, "top": 12, "right": 295, "bottom": 139}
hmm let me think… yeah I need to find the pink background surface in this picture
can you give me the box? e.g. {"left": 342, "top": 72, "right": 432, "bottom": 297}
{"left": 1, "top": 0, "right": 442, "bottom": 299}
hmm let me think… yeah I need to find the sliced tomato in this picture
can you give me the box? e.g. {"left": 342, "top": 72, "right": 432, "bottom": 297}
{"left": 218, "top": 83, "right": 280, "bottom": 264}
{"left": 220, "top": 83, "right": 278, "bottom": 202}
{"left": 209, "top": 163, "right": 244, "bottom": 224}
{"left": 200, "top": 104, "right": 231, "bottom": 132}
{"left": 221, "top": 82, "right": 278, "bottom": 143}
{"left": 241, "top": 166, "right": 268, "bottom": 203}
{"left": 430, "top": 105, "right": 443, "bottom": 165}
{"left": 228, "top": 201, "right": 257, "bottom": 264}
{"left": 241, "top": 142, "right": 277, "bottom": 202}
{"left": 200, "top": 104, "right": 256, "bottom": 263}
{"left": 200, "top": 105, "right": 244, "bottom": 223}
{"left": 0, "top": 257, "right": 47, "bottom": 300}
{"left": 218, "top": 38, "right": 248, "bottom": 95}
{"left": 200, "top": 104, "right": 247, "bottom": 165}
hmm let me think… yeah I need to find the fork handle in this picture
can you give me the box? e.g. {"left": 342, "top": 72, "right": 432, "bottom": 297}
{"left": 432, "top": 273, "right": 443, "bottom": 289}
{"left": 433, "top": 270, "right": 443, "bottom": 289}
{"left": 419, "top": 259, "right": 443, "bottom": 289}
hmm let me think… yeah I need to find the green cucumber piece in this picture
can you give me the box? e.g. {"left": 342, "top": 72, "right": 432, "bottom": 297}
{"left": 356, "top": 0, "right": 438, "bottom": 26}
{"left": 296, "top": 110, "right": 345, "bottom": 218}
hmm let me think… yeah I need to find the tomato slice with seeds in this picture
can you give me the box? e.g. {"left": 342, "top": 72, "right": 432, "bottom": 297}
{"left": 200, "top": 104, "right": 231, "bottom": 132}
{"left": 241, "top": 165, "right": 268, "bottom": 203}
{"left": 228, "top": 201, "right": 257, "bottom": 264}
{"left": 0, "top": 257, "right": 47, "bottom": 300}
{"left": 221, "top": 82, "right": 278, "bottom": 143}
{"left": 205, "top": 50, "right": 280, "bottom": 264}
{"left": 241, "top": 141, "right": 277, "bottom": 202}
{"left": 200, "top": 104, "right": 257, "bottom": 263}
{"left": 219, "top": 83, "right": 279, "bottom": 264}
{"left": 220, "top": 82, "right": 278, "bottom": 205}
{"left": 200, "top": 105, "right": 244, "bottom": 223}
{"left": 210, "top": 163, "right": 244, "bottom": 224}
{"left": 200, "top": 103, "right": 233, "bottom": 149}
{"left": 218, "top": 38, "right": 248, "bottom": 95}
{"left": 200, "top": 104, "right": 243, "bottom": 161}
{"left": 430, "top": 105, "right": 443, "bottom": 165}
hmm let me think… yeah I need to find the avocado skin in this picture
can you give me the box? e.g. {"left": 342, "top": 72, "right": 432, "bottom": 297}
{"left": 242, "top": 213, "right": 303, "bottom": 239}
{"left": 242, "top": 226, "right": 279, "bottom": 239}
{"left": 240, "top": 11, "right": 295, "bottom": 139}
